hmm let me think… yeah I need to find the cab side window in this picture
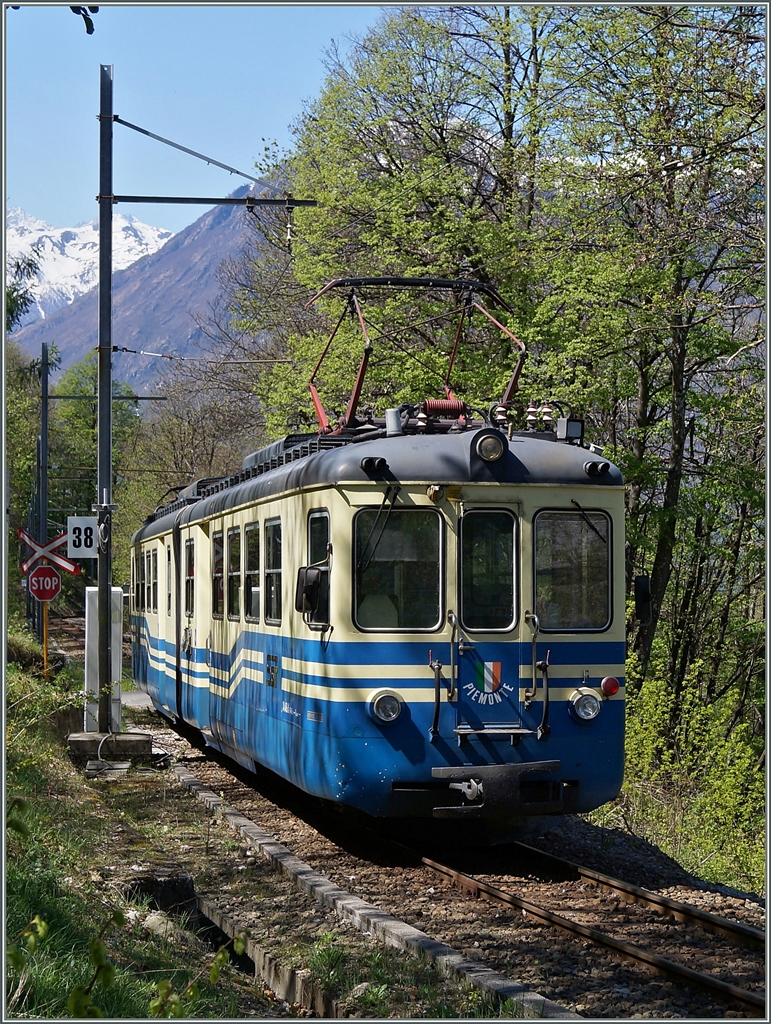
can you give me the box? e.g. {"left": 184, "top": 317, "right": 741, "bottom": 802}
{"left": 307, "top": 511, "right": 330, "bottom": 626}
{"left": 151, "top": 549, "right": 158, "bottom": 613}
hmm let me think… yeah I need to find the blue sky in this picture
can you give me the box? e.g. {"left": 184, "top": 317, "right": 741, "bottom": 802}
{"left": 4, "top": 3, "right": 390, "bottom": 234}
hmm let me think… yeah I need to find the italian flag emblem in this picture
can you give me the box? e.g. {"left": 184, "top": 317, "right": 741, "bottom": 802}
{"left": 475, "top": 661, "right": 502, "bottom": 693}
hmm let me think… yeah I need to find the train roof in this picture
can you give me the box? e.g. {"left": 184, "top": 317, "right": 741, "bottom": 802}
{"left": 133, "top": 426, "right": 623, "bottom": 543}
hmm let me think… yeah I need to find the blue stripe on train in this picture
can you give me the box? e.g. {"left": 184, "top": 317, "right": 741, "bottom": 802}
{"left": 131, "top": 615, "right": 624, "bottom": 815}
{"left": 131, "top": 615, "right": 624, "bottom": 669}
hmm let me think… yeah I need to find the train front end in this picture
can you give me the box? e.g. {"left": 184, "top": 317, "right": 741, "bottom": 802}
{"left": 280, "top": 420, "right": 627, "bottom": 837}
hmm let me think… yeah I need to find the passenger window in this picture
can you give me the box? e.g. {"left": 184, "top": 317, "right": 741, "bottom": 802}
{"left": 244, "top": 524, "right": 260, "bottom": 621}
{"left": 534, "top": 510, "right": 611, "bottom": 630}
{"left": 461, "top": 510, "right": 516, "bottom": 630}
{"left": 184, "top": 539, "right": 195, "bottom": 617}
{"left": 151, "top": 549, "right": 158, "bottom": 613}
{"left": 227, "top": 528, "right": 241, "bottom": 618}
{"left": 307, "top": 511, "right": 330, "bottom": 626}
{"left": 354, "top": 508, "right": 441, "bottom": 630}
{"left": 140, "top": 552, "right": 146, "bottom": 612}
{"left": 212, "top": 531, "right": 224, "bottom": 617}
{"left": 166, "top": 545, "right": 172, "bottom": 615}
{"left": 146, "top": 552, "right": 152, "bottom": 611}
{"left": 265, "top": 520, "right": 282, "bottom": 623}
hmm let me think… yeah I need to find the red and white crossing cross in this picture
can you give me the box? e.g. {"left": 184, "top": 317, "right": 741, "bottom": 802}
{"left": 17, "top": 528, "right": 81, "bottom": 576}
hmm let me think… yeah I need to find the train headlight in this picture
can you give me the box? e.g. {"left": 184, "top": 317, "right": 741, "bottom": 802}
{"left": 569, "top": 688, "right": 602, "bottom": 722}
{"left": 368, "top": 689, "right": 403, "bottom": 724}
{"left": 475, "top": 431, "right": 506, "bottom": 462}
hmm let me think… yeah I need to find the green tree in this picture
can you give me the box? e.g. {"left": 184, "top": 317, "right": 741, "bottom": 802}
{"left": 216, "top": 6, "right": 574, "bottom": 431}
{"left": 6, "top": 247, "right": 40, "bottom": 333}
{"left": 5, "top": 343, "right": 41, "bottom": 615}
{"left": 214, "top": 4, "right": 764, "bottom": 746}
{"left": 114, "top": 364, "right": 267, "bottom": 581}
{"left": 45, "top": 354, "right": 141, "bottom": 589}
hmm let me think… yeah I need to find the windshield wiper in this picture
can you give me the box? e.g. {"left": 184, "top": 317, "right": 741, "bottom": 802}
{"left": 357, "top": 486, "right": 401, "bottom": 573}
{"left": 571, "top": 499, "right": 607, "bottom": 544}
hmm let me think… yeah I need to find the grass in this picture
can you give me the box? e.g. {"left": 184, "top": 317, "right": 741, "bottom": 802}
{"left": 586, "top": 780, "right": 766, "bottom": 897}
{"left": 5, "top": 785, "right": 254, "bottom": 1019}
{"left": 5, "top": 630, "right": 284, "bottom": 1019}
{"left": 304, "top": 932, "right": 527, "bottom": 1017}
{"left": 6, "top": 623, "right": 531, "bottom": 1018}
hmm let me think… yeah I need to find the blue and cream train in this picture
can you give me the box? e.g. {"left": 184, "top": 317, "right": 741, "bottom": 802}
{"left": 131, "top": 278, "right": 629, "bottom": 840}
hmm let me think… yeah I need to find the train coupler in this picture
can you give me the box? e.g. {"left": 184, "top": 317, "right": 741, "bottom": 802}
{"left": 431, "top": 760, "right": 562, "bottom": 818}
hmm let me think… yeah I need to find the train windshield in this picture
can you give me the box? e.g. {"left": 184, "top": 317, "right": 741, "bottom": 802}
{"left": 460, "top": 510, "right": 517, "bottom": 630}
{"left": 534, "top": 510, "right": 611, "bottom": 630}
{"left": 355, "top": 508, "right": 441, "bottom": 630}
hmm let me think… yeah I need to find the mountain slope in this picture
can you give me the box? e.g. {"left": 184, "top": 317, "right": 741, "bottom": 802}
{"left": 6, "top": 207, "right": 173, "bottom": 324}
{"left": 12, "top": 190, "right": 253, "bottom": 393}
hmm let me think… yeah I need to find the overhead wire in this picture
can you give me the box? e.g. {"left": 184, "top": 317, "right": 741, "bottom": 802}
{"left": 111, "top": 345, "right": 289, "bottom": 363}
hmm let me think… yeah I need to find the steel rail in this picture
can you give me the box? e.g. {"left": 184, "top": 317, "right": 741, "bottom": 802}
{"left": 423, "top": 857, "right": 765, "bottom": 1014}
{"left": 515, "top": 842, "right": 765, "bottom": 948}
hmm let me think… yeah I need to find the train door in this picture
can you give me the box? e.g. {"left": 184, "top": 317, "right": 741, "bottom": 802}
{"left": 143, "top": 544, "right": 162, "bottom": 700}
{"left": 156, "top": 540, "right": 172, "bottom": 705}
{"left": 178, "top": 530, "right": 204, "bottom": 724}
{"left": 130, "top": 546, "right": 148, "bottom": 691}
{"left": 207, "top": 523, "right": 251, "bottom": 762}
{"left": 453, "top": 507, "right": 526, "bottom": 739}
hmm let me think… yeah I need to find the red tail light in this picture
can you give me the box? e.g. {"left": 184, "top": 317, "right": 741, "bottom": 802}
{"left": 601, "top": 676, "right": 620, "bottom": 696}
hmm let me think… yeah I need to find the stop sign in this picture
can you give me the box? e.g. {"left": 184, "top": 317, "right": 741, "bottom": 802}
{"left": 28, "top": 565, "right": 62, "bottom": 602}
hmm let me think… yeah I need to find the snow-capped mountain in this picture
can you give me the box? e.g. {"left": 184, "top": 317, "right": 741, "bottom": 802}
{"left": 11, "top": 186, "right": 258, "bottom": 393}
{"left": 6, "top": 207, "right": 174, "bottom": 324}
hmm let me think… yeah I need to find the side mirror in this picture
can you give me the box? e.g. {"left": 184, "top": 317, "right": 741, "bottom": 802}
{"left": 295, "top": 566, "right": 323, "bottom": 614}
{"left": 634, "top": 576, "right": 653, "bottom": 625}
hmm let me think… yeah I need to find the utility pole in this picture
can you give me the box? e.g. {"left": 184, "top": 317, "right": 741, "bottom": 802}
{"left": 88, "top": 64, "right": 315, "bottom": 737}
{"left": 39, "top": 343, "right": 49, "bottom": 551}
{"left": 33, "top": 437, "right": 41, "bottom": 638}
{"left": 39, "top": 342, "right": 50, "bottom": 656}
{"left": 96, "top": 64, "right": 114, "bottom": 733}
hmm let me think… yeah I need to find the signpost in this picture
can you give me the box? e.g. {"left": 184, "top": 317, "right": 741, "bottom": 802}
{"left": 18, "top": 528, "right": 80, "bottom": 680}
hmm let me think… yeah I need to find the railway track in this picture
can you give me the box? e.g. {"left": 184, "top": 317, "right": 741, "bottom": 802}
{"left": 139, "top": 718, "right": 765, "bottom": 1020}
{"left": 422, "top": 853, "right": 765, "bottom": 1014}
